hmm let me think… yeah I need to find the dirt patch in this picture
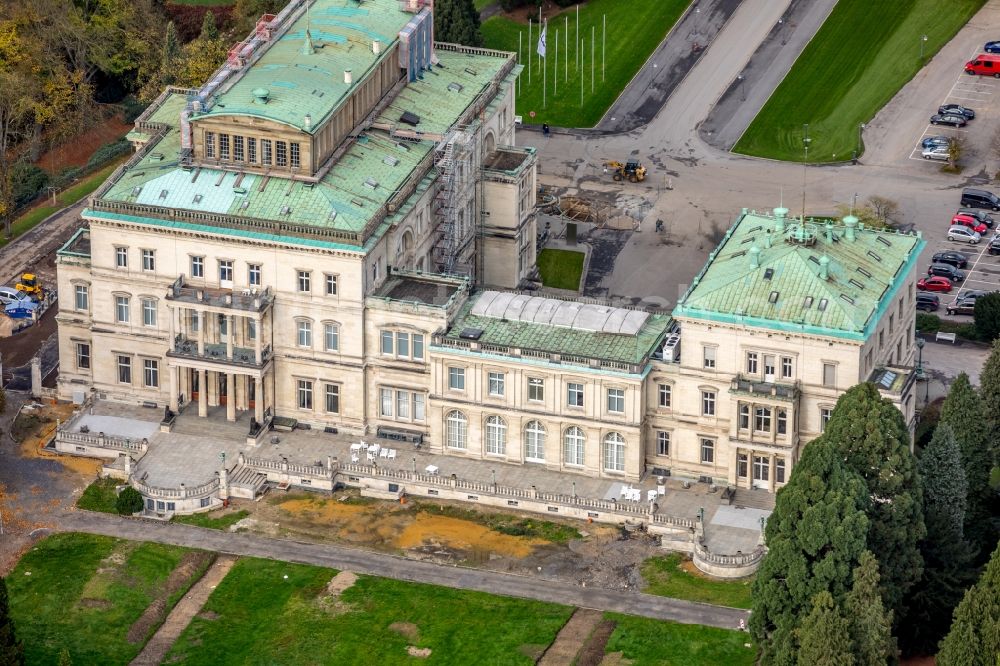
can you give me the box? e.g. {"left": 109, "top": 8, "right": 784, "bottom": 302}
{"left": 600, "top": 652, "right": 634, "bottom": 666}
{"left": 576, "top": 619, "right": 618, "bottom": 666}
{"left": 126, "top": 550, "right": 216, "bottom": 644}
{"left": 539, "top": 608, "right": 605, "bottom": 666}
{"left": 518, "top": 644, "right": 549, "bottom": 661}
{"left": 197, "top": 610, "right": 219, "bottom": 621}
{"left": 324, "top": 571, "right": 358, "bottom": 597}
{"left": 396, "top": 513, "right": 546, "bottom": 559}
{"left": 407, "top": 646, "right": 432, "bottom": 658}
{"left": 389, "top": 622, "right": 420, "bottom": 642}
{"left": 78, "top": 598, "right": 112, "bottom": 610}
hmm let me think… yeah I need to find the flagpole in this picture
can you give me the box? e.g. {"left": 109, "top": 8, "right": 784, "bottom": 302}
{"left": 518, "top": 31, "right": 522, "bottom": 95}
{"left": 538, "top": 7, "right": 542, "bottom": 74}
{"left": 564, "top": 15, "right": 568, "bottom": 82}
{"left": 602, "top": 14, "right": 606, "bottom": 82}
{"left": 576, "top": 5, "right": 579, "bottom": 74}
{"left": 554, "top": 28, "right": 558, "bottom": 96}
{"left": 528, "top": 19, "right": 532, "bottom": 85}
{"left": 591, "top": 26, "right": 595, "bottom": 93}
{"left": 580, "top": 38, "right": 584, "bottom": 107}
{"left": 543, "top": 20, "right": 547, "bottom": 108}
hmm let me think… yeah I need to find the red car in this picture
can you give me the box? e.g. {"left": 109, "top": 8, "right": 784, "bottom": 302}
{"left": 952, "top": 214, "right": 989, "bottom": 235}
{"left": 918, "top": 276, "right": 954, "bottom": 292}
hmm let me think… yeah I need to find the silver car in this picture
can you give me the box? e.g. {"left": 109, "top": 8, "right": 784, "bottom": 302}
{"left": 948, "top": 225, "right": 981, "bottom": 244}
{"left": 0, "top": 286, "right": 28, "bottom": 305}
{"left": 922, "top": 146, "right": 949, "bottom": 161}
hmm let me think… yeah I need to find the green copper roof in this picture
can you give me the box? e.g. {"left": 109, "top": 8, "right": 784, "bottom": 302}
{"left": 443, "top": 292, "right": 672, "bottom": 366}
{"left": 200, "top": 0, "right": 415, "bottom": 131}
{"left": 673, "top": 209, "right": 924, "bottom": 341}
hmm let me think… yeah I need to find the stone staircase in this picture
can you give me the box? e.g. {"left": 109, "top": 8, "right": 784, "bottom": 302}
{"left": 733, "top": 487, "right": 776, "bottom": 511}
{"left": 229, "top": 465, "right": 268, "bottom": 499}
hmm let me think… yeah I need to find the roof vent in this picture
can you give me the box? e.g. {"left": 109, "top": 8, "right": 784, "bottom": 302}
{"left": 818, "top": 298, "right": 828, "bottom": 311}
{"left": 252, "top": 88, "right": 270, "bottom": 104}
{"left": 448, "top": 82, "right": 464, "bottom": 93}
{"left": 840, "top": 294, "right": 855, "bottom": 305}
{"left": 159, "top": 189, "right": 169, "bottom": 200}
{"left": 400, "top": 111, "right": 421, "bottom": 126}
{"left": 459, "top": 328, "right": 484, "bottom": 340}
{"left": 383, "top": 156, "right": 400, "bottom": 167}
{"left": 773, "top": 207, "right": 788, "bottom": 233}
{"left": 857, "top": 266, "right": 872, "bottom": 278}
{"left": 280, "top": 206, "right": 291, "bottom": 215}
{"left": 768, "top": 291, "right": 779, "bottom": 304}
{"left": 344, "top": 69, "right": 353, "bottom": 85}
{"left": 328, "top": 210, "right": 338, "bottom": 221}
{"left": 372, "top": 39, "right": 381, "bottom": 54}
{"left": 396, "top": 141, "right": 411, "bottom": 151}
{"left": 876, "top": 236, "right": 892, "bottom": 247}
{"left": 240, "top": 200, "right": 250, "bottom": 210}
{"left": 803, "top": 296, "right": 814, "bottom": 308}
{"left": 763, "top": 268, "right": 774, "bottom": 280}
{"left": 304, "top": 114, "right": 312, "bottom": 130}
{"left": 867, "top": 250, "right": 882, "bottom": 263}
{"left": 843, "top": 215, "right": 859, "bottom": 241}
{"left": 131, "top": 186, "right": 143, "bottom": 197}
{"left": 819, "top": 255, "right": 830, "bottom": 280}
{"left": 364, "top": 178, "right": 378, "bottom": 189}
{"left": 193, "top": 194, "right": 203, "bottom": 204}
{"left": 749, "top": 245, "right": 761, "bottom": 268}
{"left": 464, "top": 67, "right": 478, "bottom": 76}
{"left": 351, "top": 198, "right": 365, "bottom": 207}
{"left": 849, "top": 278, "right": 865, "bottom": 290}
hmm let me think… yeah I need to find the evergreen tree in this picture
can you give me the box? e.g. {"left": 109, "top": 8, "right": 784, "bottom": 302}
{"left": 750, "top": 437, "right": 870, "bottom": 665}
{"left": 845, "top": 551, "right": 895, "bottom": 665}
{"left": 796, "top": 591, "right": 854, "bottom": 666}
{"left": 0, "top": 577, "right": 24, "bottom": 666}
{"left": 200, "top": 11, "right": 219, "bottom": 42}
{"left": 161, "top": 22, "right": 179, "bottom": 86}
{"left": 937, "top": 542, "right": 1000, "bottom": 666}
{"left": 434, "top": 0, "right": 483, "bottom": 47}
{"left": 822, "top": 382, "right": 925, "bottom": 624}
{"left": 978, "top": 338, "right": 1000, "bottom": 438}
{"left": 939, "top": 373, "right": 995, "bottom": 556}
{"left": 974, "top": 291, "right": 1000, "bottom": 341}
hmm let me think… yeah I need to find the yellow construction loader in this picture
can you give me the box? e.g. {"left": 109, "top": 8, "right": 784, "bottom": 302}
{"left": 15, "top": 273, "right": 44, "bottom": 301}
{"left": 605, "top": 159, "right": 647, "bottom": 183}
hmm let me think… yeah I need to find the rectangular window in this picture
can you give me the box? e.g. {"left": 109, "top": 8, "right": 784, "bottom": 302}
{"left": 703, "top": 346, "right": 716, "bottom": 369}
{"left": 275, "top": 140, "right": 288, "bottom": 167}
{"left": 205, "top": 131, "right": 215, "bottom": 158}
{"left": 247, "top": 318, "right": 256, "bottom": 341}
{"left": 261, "top": 139, "right": 272, "bottom": 166}
{"left": 889, "top": 314, "right": 895, "bottom": 334}
{"left": 141, "top": 249, "right": 155, "bottom": 272}
{"left": 297, "top": 320, "right": 312, "bottom": 347}
{"left": 781, "top": 356, "right": 793, "bottom": 379}
{"left": 396, "top": 390, "right": 410, "bottom": 419}
{"left": 380, "top": 388, "right": 393, "bottom": 417}
{"left": 143, "top": 359, "right": 159, "bottom": 388}
{"left": 821, "top": 408, "right": 833, "bottom": 432}
{"left": 219, "top": 260, "right": 233, "bottom": 283}
{"left": 702, "top": 391, "right": 716, "bottom": 416}
{"left": 657, "top": 383, "right": 671, "bottom": 408}
{"left": 448, "top": 367, "right": 465, "bottom": 390}
{"left": 413, "top": 393, "right": 425, "bottom": 421}
{"left": 396, "top": 332, "right": 409, "bottom": 358}
{"left": 567, "top": 382, "right": 584, "bottom": 407}
{"left": 233, "top": 135, "right": 245, "bottom": 162}
{"left": 777, "top": 409, "right": 787, "bottom": 435}
{"left": 297, "top": 380, "right": 313, "bottom": 410}
{"left": 115, "top": 246, "right": 128, "bottom": 268}
{"left": 324, "top": 323, "right": 339, "bottom": 352}
{"left": 701, "top": 438, "right": 715, "bottom": 464}
{"left": 248, "top": 264, "right": 261, "bottom": 286}
{"left": 325, "top": 274, "right": 338, "bottom": 295}
{"left": 412, "top": 334, "right": 424, "bottom": 360}
{"left": 776, "top": 458, "right": 786, "bottom": 483}
{"left": 754, "top": 456, "right": 770, "bottom": 482}
{"left": 607, "top": 388, "right": 625, "bottom": 413}
{"left": 822, "top": 363, "right": 836, "bottom": 388}
{"left": 117, "top": 355, "right": 132, "bottom": 384}
{"left": 380, "top": 331, "right": 394, "bottom": 355}
{"left": 737, "top": 453, "right": 748, "bottom": 477}
{"left": 219, "top": 133, "right": 230, "bottom": 160}
{"left": 141, "top": 298, "right": 156, "bottom": 327}
{"left": 528, "top": 378, "right": 544, "bottom": 401}
{"left": 191, "top": 256, "right": 204, "bottom": 278}
{"left": 656, "top": 431, "right": 670, "bottom": 456}
{"left": 247, "top": 137, "right": 257, "bottom": 163}
{"left": 115, "top": 295, "right": 130, "bottom": 323}
{"left": 76, "top": 343, "right": 91, "bottom": 370}
{"left": 325, "top": 384, "right": 340, "bottom": 414}
{"left": 218, "top": 313, "right": 228, "bottom": 336}
{"left": 297, "top": 270, "right": 311, "bottom": 293}
{"left": 191, "top": 311, "right": 200, "bottom": 332}
{"left": 755, "top": 407, "right": 772, "bottom": 432}
{"left": 746, "top": 351, "right": 758, "bottom": 375}
{"left": 739, "top": 404, "right": 750, "bottom": 430}
{"left": 879, "top": 330, "right": 885, "bottom": 349}
{"left": 290, "top": 142, "right": 300, "bottom": 168}
{"left": 74, "top": 285, "right": 89, "bottom": 311}
{"left": 488, "top": 371, "right": 505, "bottom": 397}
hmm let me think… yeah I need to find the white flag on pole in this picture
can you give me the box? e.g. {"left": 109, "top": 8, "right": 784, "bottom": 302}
{"left": 537, "top": 22, "right": 547, "bottom": 58}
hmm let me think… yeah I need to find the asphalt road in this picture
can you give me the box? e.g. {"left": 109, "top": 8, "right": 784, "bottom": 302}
{"left": 54, "top": 510, "right": 751, "bottom": 629}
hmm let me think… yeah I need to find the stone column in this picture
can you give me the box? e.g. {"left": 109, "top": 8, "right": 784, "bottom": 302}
{"left": 169, "top": 366, "right": 179, "bottom": 412}
{"left": 30, "top": 357, "right": 41, "bottom": 398}
{"left": 168, "top": 306, "right": 175, "bottom": 346}
{"left": 255, "top": 314, "right": 263, "bottom": 362}
{"left": 197, "top": 310, "right": 205, "bottom": 355}
{"left": 254, "top": 376, "right": 264, "bottom": 423}
{"left": 226, "top": 314, "right": 234, "bottom": 359}
{"left": 768, "top": 453, "right": 776, "bottom": 493}
{"left": 226, "top": 372, "right": 236, "bottom": 422}
{"left": 198, "top": 368, "right": 208, "bottom": 417}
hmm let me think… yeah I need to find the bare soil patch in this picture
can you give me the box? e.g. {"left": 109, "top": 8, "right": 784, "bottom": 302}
{"left": 539, "top": 608, "right": 604, "bottom": 666}
{"left": 599, "top": 652, "right": 634, "bottom": 666}
{"left": 576, "top": 618, "right": 618, "bottom": 666}
{"left": 407, "top": 646, "right": 432, "bottom": 658}
{"left": 33, "top": 115, "right": 130, "bottom": 172}
{"left": 196, "top": 610, "right": 219, "bottom": 621}
{"left": 324, "top": 570, "right": 358, "bottom": 597}
{"left": 389, "top": 622, "right": 420, "bottom": 642}
{"left": 78, "top": 598, "right": 112, "bottom": 610}
{"left": 126, "top": 551, "right": 216, "bottom": 644}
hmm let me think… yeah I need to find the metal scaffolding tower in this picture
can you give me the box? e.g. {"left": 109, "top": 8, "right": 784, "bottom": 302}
{"left": 432, "top": 124, "right": 481, "bottom": 276}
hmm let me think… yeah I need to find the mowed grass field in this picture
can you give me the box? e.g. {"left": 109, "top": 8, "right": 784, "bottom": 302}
{"left": 734, "top": 0, "right": 987, "bottom": 162}
{"left": 641, "top": 553, "right": 754, "bottom": 609}
{"left": 481, "top": 0, "right": 691, "bottom": 128}
{"left": 537, "top": 247, "right": 585, "bottom": 290}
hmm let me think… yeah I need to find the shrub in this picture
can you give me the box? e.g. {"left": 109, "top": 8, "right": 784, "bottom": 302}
{"left": 50, "top": 167, "right": 82, "bottom": 191}
{"left": 86, "top": 140, "right": 131, "bottom": 170}
{"left": 916, "top": 312, "right": 941, "bottom": 334}
{"left": 974, "top": 292, "right": 1000, "bottom": 341}
{"left": 10, "top": 162, "right": 49, "bottom": 209}
{"left": 115, "top": 487, "right": 145, "bottom": 515}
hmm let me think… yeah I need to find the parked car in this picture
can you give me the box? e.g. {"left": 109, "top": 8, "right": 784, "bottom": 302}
{"left": 932, "top": 251, "right": 969, "bottom": 268}
{"left": 961, "top": 187, "right": 1000, "bottom": 210}
{"left": 922, "top": 135, "right": 952, "bottom": 149}
{"left": 957, "top": 290, "right": 989, "bottom": 301}
{"left": 918, "top": 276, "right": 954, "bottom": 292}
{"left": 0, "top": 286, "right": 29, "bottom": 306}
{"left": 947, "top": 299, "right": 977, "bottom": 316}
{"left": 957, "top": 208, "right": 995, "bottom": 227}
{"left": 947, "top": 225, "right": 981, "bottom": 244}
{"left": 916, "top": 292, "right": 940, "bottom": 312}
{"left": 966, "top": 53, "right": 1000, "bottom": 76}
{"left": 938, "top": 104, "right": 976, "bottom": 119}
{"left": 930, "top": 113, "right": 968, "bottom": 127}
{"left": 928, "top": 263, "right": 966, "bottom": 282}
{"left": 987, "top": 41, "right": 1000, "bottom": 53}
{"left": 990, "top": 236, "right": 1000, "bottom": 255}
{"left": 922, "top": 146, "right": 949, "bottom": 161}
{"left": 952, "top": 214, "right": 989, "bottom": 235}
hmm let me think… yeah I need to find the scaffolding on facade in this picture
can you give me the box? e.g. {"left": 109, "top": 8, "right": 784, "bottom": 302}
{"left": 432, "top": 123, "right": 481, "bottom": 276}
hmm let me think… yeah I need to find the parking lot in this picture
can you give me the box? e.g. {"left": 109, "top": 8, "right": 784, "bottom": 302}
{"left": 924, "top": 231, "right": 1000, "bottom": 309}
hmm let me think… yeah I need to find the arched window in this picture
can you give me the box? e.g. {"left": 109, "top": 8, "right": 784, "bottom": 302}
{"left": 524, "top": 421, "right": 546, "bottom": 462}
{"left": 446, "top": 410, "right": 467, "bottom": 449}
{"left": 563, "top": 427, "right": 585, "bottom": 466}
{"left": 485, "top": 416, "right": 507, "bottom": 455}
{"left": 604, "top": 432, "right": 625, "bottom": 472}
{"left": 484, "top": 131, "right": 496, "bottom": 155}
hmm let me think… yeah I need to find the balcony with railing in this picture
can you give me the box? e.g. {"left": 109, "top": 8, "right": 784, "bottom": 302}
{"left": 165, "top": 276, "right": 274, "bottom": 313}
{"left": 729, "top": 375, "right": 800, "bottom": 401}
{"left": 167, "top": 336, "right": 272, "bottom": 368}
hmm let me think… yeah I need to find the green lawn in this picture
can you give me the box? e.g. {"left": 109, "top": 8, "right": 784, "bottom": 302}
{"left": 641, "top": 554, "right": 754, "bottom": 609}
{"left": 1, "top": 162, "right": 120, "bottom": 249}
{"left": 166, "top": 557, "right": 574, "bottom": 664}
{"left": 537, "top": 248, "right": 585, "bottom": 291}
{"left": 481, "top": 0, "right": 690, "bottom": 127}
{"left": 6, "top": 533, "right": 200, "bottom": 665}
{"left": 604, "top": 613, "right": 755, "bottom": 665}
{"left": 735, "top": 0, "right": 987, "bottom": 162}
{"left": 76, "top": 477, "right": 121, "bottom": 514}
{"left": 173, "top": 508, "right": 250, "bottom": 530}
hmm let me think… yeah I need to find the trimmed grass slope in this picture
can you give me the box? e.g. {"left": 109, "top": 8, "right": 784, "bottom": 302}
{"left": 735, "top": 0, "right": 987, "bottom": 162}
{"left": 537, "top": 248, "right": 585, "bottom": 291}
{"left": 641, "top": 553, "right": 754, "bottom": 609}
{"left": 605, "top": 613, "right": 755, "bottom": 665}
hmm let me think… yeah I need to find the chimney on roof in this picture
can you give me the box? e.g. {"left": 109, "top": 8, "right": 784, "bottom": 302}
{"left": 372, "top": 39, "right": 382, "bottom": 55}
{"left": 302, "top": 29, "right": 314, "bottom": 55}
{"left": 749, "top": 245, "right": 761, "bottom": 269}
{"left": 344, "top": 69, "right": 353, "bottom": 85}
{"left": 843, "top": 215, "right": 858, "bottom": 242}
{"left": 252, "top": 88, "right": 270, "bottom": 104}
{"left": 304, "top": 114, "right": 312, "bottom": 130}
{"left": 819, "top": 255, "right": 830, "bottom": 280}
{"left": 773, "top": 207, "right": 788, "bottom": 234}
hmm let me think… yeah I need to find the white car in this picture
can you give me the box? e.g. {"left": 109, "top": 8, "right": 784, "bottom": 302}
{"left": 0, "top": 286, "right": 29, "bottom": 305}
{"left": 922, "top": 146, "right": 949, "bottom": 161}
{"left": 948, "top": 225, "right": 981, "bottom": 244}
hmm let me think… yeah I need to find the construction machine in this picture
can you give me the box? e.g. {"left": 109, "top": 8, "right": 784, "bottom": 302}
{"left": 605, "top": 159, "right": 647, "bottom": 183}
{"left": 15, "top": 273, "right": 44, "bottom": 301}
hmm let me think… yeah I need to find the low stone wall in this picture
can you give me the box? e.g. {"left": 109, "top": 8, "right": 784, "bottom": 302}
{"left": 692, "top": 539, "right": 766, "bottom": 578}
{"left": 55, "top": 430, "right": 149, "bottom": 459}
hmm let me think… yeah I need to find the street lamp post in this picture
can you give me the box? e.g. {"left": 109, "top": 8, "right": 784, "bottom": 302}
{"left": 915, "top": 336, "right": 925, "bottom": 380}
{"left": 801, "top": 124, "right": 811, "bottom": 222}
{"left": 920, "top": 34, "right": 928, "bottom": 60}
{"left": 737, "top": 74, "right": 746, "bottom": 101}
